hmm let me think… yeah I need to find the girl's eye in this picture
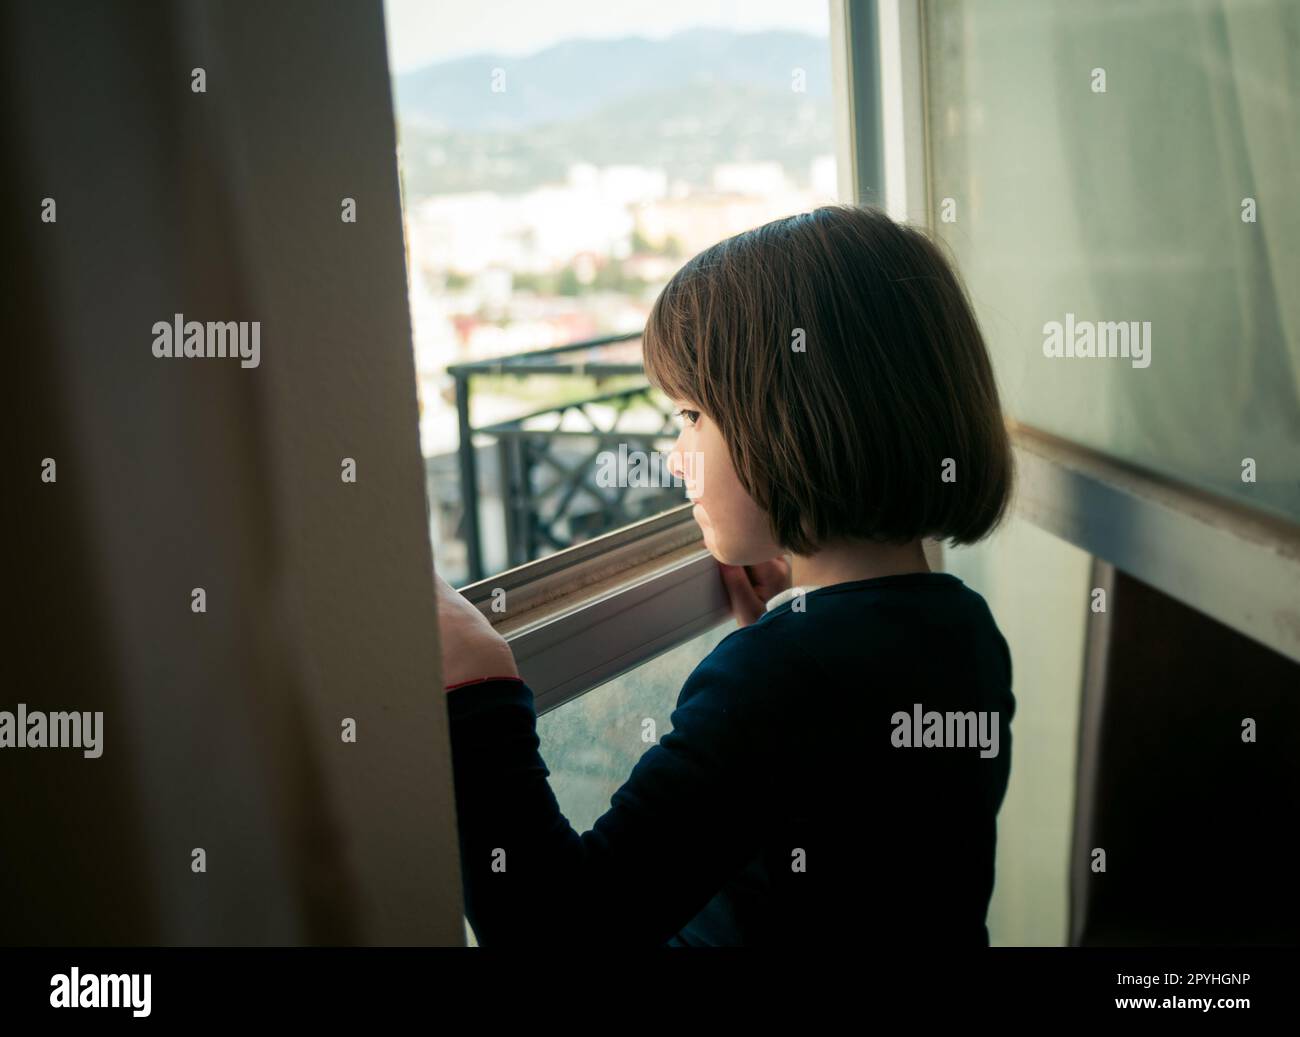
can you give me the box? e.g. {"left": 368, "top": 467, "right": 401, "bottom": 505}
{"left": 674, "top": 409, "right": 701, "bottom": 427}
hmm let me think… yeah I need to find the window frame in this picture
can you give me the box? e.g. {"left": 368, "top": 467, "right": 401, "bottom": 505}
{"left": 458, "top": 505, "right": 733, "bottom": 713}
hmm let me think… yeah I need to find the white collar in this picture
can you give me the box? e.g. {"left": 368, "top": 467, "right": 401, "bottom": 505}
{"left": 764, "top": 585, "right": 821, "bottom": 613}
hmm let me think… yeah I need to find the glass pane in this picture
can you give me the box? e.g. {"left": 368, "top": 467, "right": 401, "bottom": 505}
{"left": 924, "top": 0, "right": 1300, "bottom": 523}
{"left": 383, "top": 1, "right": 840, "bottom": 585}
{"left": 535, "top": 623, "right": 734, "bottom": 833}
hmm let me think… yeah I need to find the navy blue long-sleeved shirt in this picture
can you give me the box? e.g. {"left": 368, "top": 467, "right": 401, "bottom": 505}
{"left": 446, "top": 571, "right": 1015, "bottom": 947}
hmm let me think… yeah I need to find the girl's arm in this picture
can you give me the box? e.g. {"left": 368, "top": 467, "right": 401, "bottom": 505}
{"left": 444, "top": 629, "right": 802, "bottom": 946}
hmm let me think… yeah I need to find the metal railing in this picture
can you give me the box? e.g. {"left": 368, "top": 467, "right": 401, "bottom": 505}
{"left": 445, "top": 331, "right": 686, "bottom": 582}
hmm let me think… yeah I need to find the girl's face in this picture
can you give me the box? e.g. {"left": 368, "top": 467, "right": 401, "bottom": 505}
{"left": 666, "top": 399, "right": 783, "bottom": 565}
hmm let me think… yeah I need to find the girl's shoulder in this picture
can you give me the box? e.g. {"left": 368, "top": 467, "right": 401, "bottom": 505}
{"left": 698, "top": 569, "right": 1012, "bottom": 702}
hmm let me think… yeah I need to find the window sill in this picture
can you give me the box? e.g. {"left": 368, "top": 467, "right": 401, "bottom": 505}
{"left": 456, "top": 505, "right": 733, "bottom": 712}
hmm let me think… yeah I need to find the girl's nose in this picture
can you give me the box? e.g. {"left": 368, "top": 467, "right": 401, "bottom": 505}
{"left": 666, "top": 440, "right": 685, "bottom": 481}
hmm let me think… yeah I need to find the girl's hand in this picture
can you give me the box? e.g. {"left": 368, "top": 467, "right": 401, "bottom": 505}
{"left": 434, "top": 570, "right": 520, "bottom": 690}
{"left": 718, "top": 557, "right": 792, "bottom": 628}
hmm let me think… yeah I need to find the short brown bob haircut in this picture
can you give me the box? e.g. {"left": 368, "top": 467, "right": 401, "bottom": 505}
{"left": 642, "top": 203, "right": 1013, "bottom": 554}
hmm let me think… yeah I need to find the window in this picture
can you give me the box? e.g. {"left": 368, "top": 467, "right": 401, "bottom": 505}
{"left": 383, "top": 0, "right": 841, "bottom": 588}
{"left": 382, "top": 9, "right": 849, "bottom": 950}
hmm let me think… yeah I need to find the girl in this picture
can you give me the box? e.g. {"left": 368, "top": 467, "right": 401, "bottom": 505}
{"left": 436, "top": 203, "right": 1016, "bottom": 947}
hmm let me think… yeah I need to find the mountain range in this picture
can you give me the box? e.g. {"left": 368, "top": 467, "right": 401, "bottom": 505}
{"left": 392, "top": 28, "right": 834, "bottom": 196}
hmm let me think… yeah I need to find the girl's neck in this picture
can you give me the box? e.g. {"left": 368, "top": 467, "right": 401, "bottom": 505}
{"left": 789, "top": 536, "right": 931, "bottom": 590}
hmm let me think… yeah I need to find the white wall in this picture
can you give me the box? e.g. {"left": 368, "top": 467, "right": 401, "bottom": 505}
{"left": 945, "top": 515, "right": 1092, "bottom": 946}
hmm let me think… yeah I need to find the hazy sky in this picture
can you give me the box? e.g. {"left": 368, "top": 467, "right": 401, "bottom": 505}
{"left": 383, "top": 0, "right": 830, "bottom": 73}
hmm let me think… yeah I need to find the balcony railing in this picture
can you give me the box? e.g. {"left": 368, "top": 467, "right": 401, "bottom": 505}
{"left": 443, "top": 331, "right": 686, "bottom": 583}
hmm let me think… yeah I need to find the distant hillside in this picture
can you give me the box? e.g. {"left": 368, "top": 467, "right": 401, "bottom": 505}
{"left": 392, "top": 28, "right": 834, "bottom": 196}
{"left": 394, "top": 28, "right": 832, "bottom": 130}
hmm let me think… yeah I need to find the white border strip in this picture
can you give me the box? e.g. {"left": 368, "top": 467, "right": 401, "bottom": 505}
{"left": 877, "top": 0, "right": 928, "bottom": 224}
{"left": 829, "top": 0, "right": 861, "bottom": 204}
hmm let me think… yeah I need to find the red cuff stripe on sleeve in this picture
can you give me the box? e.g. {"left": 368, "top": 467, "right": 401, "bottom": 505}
{"left": 444, "top": 675, "right": 525, "bottom": 692}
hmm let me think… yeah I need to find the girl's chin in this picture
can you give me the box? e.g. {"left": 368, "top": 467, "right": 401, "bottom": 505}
{"left": 699, "top": 526, "right": 730, "bottom": 561}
